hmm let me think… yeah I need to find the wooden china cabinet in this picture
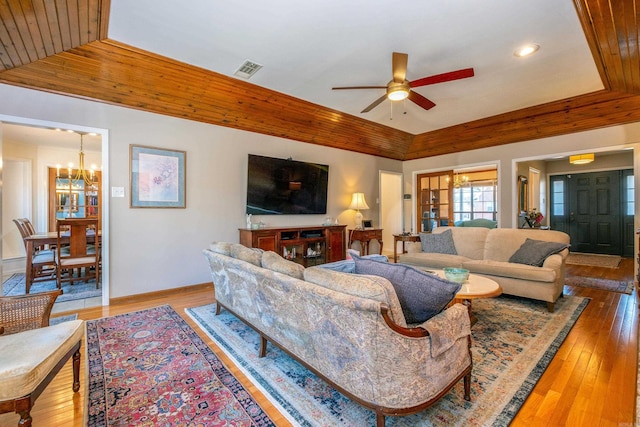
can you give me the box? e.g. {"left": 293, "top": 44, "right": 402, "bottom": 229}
{"left": 48, "top": 167, "right": 102, "bottom": 232}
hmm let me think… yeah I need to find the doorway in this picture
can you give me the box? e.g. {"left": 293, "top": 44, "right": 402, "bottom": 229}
{"left": 1, "top": 117, "right": 109, "bottom": 308}
{"left": 549, "top": 170, "right": 634, "bottom": 256}
{"left": 379, "top": 171, "right": 403, "bottom": 258}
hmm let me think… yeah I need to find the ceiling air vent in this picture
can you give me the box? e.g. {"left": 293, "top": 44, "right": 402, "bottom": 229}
{"left": 234, "top": 60, "right": 263, "bottom": 79}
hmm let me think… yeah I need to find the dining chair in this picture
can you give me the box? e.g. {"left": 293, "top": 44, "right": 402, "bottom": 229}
{"left": 56, "top": 218, "right": 100, "bottom": 289}
{"left": 12, "top": 219, "right": 56, "bottom": 294}
{"left": 20, "top": 218, "right": 52, "bottom": 251}
{"left": 0, "top": 289, "right": 84, "bottom": 426}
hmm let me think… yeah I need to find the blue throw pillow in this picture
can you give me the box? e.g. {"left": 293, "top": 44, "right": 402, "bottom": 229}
{"left": 321, "top": 251, "right": 389, "bottom": 273}
{"left": 509, "top": 238, "right": 568, "bottom": 267}
{"left": 352, "top": 253, "right": 461, "bottom": 324}
{"left": 319, "top": 259, "right": 356, "bottom": 273}
{"left": 419, "top": 229, "right": 457, "bottom": 254}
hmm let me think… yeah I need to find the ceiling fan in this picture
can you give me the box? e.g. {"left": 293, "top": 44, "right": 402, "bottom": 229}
{"left": 332, "top": 52, "right": 474, "bottom": 113}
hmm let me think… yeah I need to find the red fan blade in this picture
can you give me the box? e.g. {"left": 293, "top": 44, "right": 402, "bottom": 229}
{"left": 408, "top": 90, "right": 436, "bottom": 110}
{"left": 361, "top": 94, "right": 388, "bottom": 113}
{"left": 392, "top": 52, "right": 408, "bottom": 83}
{"left": 332, "top": 86, "right": 386, "bottom": 90}
{"left": 410, "top": 68, "right": 475, "bottom": 88}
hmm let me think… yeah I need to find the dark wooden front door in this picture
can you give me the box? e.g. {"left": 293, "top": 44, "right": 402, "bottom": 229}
{"left": 550, "top": 170, "right": 633, "bottom": 256}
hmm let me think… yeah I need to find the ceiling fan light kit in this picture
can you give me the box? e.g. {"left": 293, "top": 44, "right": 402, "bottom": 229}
{"left": 387, "top": 81, "right": 410, "bottom": 101}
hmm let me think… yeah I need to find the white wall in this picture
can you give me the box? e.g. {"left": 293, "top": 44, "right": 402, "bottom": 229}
{"left": 0, "top": 84, "right": 401, "bottom": 298}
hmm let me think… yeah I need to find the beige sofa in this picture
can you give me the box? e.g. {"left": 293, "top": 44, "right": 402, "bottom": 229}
{"left": 203, "top": 243, "right": 472, "bottom": 426}
{"left": 398, "top": 227, "right": 570, "bottom": 312}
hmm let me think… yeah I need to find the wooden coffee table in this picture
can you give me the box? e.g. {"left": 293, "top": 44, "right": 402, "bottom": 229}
{"left": 432, "top": 269, "right": 502, "bottom": 325}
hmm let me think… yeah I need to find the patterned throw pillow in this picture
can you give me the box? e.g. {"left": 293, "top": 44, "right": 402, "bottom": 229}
{"left": 419, "top": 229, "right": 457, "bottom": 254}
{"left": 509, "top": 238, "right": 568, "bottom": 267}
{"left": 352, "top": 253, "right": 461, "bottom": 324}
{"left": 261, "top": 251, "right": 305, "bottom": 279}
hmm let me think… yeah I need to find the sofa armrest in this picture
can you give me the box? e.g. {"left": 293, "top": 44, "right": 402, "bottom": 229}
{"left": 418, "top": 304, "right": 471, "bottom": 357}
{"left": 542, "top": 252, "right": 565, "bottom": 270}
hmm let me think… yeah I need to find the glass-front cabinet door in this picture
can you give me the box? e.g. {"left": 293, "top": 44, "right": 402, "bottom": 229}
{"left": 416, "top": 171, "right": 453, "bottom": 233}
{"left": 48, "top": 167, "right": 102, "bottom": 231}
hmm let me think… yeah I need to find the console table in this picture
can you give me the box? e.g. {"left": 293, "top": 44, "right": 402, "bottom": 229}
{"left": 393, "top": 234, "right": 421, "bottom": 262}
{"left": 239, "top": 225, "right": 346, "bottom": 267}
{"left": 348, "top": 228, "right": 383, "bottom": 256}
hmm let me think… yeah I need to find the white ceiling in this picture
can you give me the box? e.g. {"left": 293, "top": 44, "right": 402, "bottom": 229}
{"left": 107, "top": 0, "right": 603, "bottom": 135}
{"left": 2, "top": 125, "right": 102, "bottom": 152}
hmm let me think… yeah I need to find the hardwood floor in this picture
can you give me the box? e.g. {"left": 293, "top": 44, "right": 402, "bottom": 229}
{"left": 0, "top": 260, "right": 636, "bottom": 427}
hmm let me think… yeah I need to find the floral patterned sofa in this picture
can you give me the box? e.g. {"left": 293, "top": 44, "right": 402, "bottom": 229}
{"left": 203, "top": 243, "right": 472, "bottom": 426}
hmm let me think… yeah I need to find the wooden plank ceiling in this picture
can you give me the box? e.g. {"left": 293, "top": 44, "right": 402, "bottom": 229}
{"left": 0, "top": 0, "right": 638, "bottom": 161}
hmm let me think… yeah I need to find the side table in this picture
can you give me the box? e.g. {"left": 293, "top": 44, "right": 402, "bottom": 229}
{"left": 348, "top": 228, "right": 383, "bottom": 255}
{"left": 393, "top": 234, "right": 421, "bottom": 263}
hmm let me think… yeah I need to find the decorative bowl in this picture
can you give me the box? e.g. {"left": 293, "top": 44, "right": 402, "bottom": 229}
{"left": 443, "top": 267, "right": 470, "bottom": 283}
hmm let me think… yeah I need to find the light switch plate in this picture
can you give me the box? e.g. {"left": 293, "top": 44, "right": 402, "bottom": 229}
{"left": 111, "top": 187, "right": 125, "bottom": 198}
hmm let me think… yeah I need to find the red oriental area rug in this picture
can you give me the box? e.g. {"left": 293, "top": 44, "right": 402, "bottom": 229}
{"left": 86, "top": 305, "right": 274, "bottom": 427}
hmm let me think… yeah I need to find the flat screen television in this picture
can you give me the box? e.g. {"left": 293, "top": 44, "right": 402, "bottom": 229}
{"left": 246, "top": 154, "right": 329, "bottom": 215}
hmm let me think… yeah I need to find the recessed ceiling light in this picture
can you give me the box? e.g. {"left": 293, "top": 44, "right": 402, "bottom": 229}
{"left": 514, "top": 43, "right": 540, "bottom": 58}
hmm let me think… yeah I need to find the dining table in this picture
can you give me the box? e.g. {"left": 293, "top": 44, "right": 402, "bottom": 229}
{"left": 23, "top": 230, "right": 101, "bottom": 292}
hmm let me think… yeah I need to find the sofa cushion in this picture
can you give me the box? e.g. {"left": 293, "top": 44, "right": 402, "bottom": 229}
{"left": 508, "top": 238, "right": 569, "bottom": 267}
{"left": 304, "top": 266, "right": 407, "bottom": 327}
{"left": 434, "top": 227, "right": 489, "bottom": 260}
{"left": 352, "top": 255, "right": 461, "bottom": 324}
{"left": 0, "top": 319, "right": 85, "bottom": 400}
{"left": 463, "top": 259, "right": 557, "bottom": 283}
{"left": 230, "top": 243, "right": 263, "bottom": 266}
{"left": 209, "top": 241, "right": 233, "bottom": 256}
{"left": 483, "top": 228, "right": 569, "bottom": 262}
{"left": 420, "top": 229, "right": 457, "bottom": 255}
{"left": 261, "top": 251, "right": 305, "bottom": 279}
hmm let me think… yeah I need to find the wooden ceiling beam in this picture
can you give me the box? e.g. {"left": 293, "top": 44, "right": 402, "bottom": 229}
{"left": 0, "top": 39, "right": 412, "bottom": 159}
{"left": 405, "top": 90, "right": 640, "bottom": 159}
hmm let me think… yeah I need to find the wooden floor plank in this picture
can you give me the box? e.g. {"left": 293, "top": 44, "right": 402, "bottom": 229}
{"left": 0, "top": 260, "right": 636, "bottom": 426}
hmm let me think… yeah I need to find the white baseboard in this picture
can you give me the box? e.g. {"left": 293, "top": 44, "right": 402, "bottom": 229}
{"left": 2, "top": 257, "right": 25, "bottom": 278}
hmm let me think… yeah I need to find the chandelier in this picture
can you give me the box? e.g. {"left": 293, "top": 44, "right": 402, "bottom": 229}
{"left": 56, "top": 131, "right": 97, "bottom": 186}
{"left": 447, "top": 173, "right": 469, "bottom": 188}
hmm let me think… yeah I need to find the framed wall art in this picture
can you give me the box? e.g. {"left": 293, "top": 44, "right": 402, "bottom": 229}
{"left": 130, "top": 145, "right": 186, "bottom": 208}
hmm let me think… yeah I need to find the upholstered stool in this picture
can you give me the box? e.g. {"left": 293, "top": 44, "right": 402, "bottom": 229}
{"left": 0, "top": 319, "right": 84, "bottom": 426}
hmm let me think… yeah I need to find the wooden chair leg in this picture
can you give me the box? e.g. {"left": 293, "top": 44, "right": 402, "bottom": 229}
{"left": 17, "top": 406, "right": 33, "bottom": 427}
{"left": 72, "top": 349, "right": 81, "bottom": 392}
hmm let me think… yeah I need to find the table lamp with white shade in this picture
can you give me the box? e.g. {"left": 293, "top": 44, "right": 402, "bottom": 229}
{"left": 349, "top": 192, "right": 370, "bottom": 230}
